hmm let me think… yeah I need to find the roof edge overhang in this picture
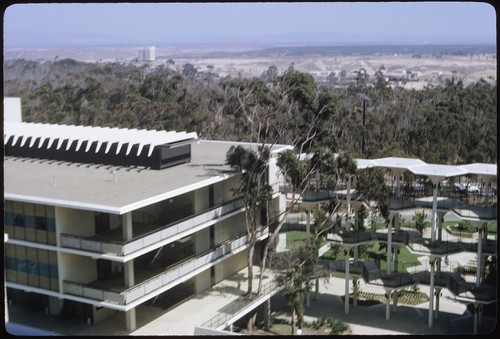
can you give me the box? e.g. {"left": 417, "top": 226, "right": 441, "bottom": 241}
{"left": 4, "top": 172, "right": 238, "bottom": 215}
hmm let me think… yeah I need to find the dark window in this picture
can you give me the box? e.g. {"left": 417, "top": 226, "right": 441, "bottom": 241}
{"left": 14, "top": 215, "right": 25, "bottom": 227}
{"left": 97, "top": 259, "right": 112, "bottom": 279}
{"left": 95, "top": 213, "right": 110, "bottom": 234}
{"left": 35, "top": 216, "right": 47, "bottom": 231}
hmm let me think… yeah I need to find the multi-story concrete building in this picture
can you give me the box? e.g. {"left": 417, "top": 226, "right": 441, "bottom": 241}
{"left": 3, "top": 99, "right": 291, "bottom": 332}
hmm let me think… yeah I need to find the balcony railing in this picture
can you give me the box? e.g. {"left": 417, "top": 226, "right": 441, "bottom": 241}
{"left": 61, "top": 197, "right": 244, "bottom": 256}
{"left": 201, "top": 278, "right": 282, "bottom": 330}
{"left": 62, "top": 227, "right": 268, "bottom": 305}
{"left": 412, "top": 271, "right": 496, "bottom": 302}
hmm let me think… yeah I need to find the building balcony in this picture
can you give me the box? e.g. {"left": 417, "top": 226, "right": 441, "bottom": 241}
{"left": 412, "top": 271, "right": 496, "bottom": 303}
{"left": 326, "top": 229, "right": 410, "bottom": 246}
{"left": 388, "top": 190, "right": 496, "bottom": 221}
{"left": 323, "top": 259, "right": 365, "bottom": 276}
{"left": 60, "top": 198, "right": 244, "bottom": 257}
{"left": 62, "top": 227, "right": 268, "bottom": 306}
{"left": 406, "top": 231, "right": 496, "bottom": 256}
{"left": 322, "top": 258, "right": 417, "bottom": 288}
{"left": 282, "top": 180, "right": 496, "bottom": 221}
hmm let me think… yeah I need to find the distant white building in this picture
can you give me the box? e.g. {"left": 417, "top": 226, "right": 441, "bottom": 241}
{"left": 138, "top": 46, "right": 155, "bottom": 61}
{"left": 3, "top": 97, "right": 22, "bottom": 122}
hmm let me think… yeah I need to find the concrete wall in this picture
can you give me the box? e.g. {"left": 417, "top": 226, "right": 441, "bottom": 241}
{"left": 59, "top": 252, "right": 96, "bottom": 284}
{"left": 221, "top": 250, "right": 247, "bottom": 280}
{"left": 55, "top": 207, "right": 95, "bottom": 238}
{"left": 194, "top": 227, "right": 210, "bottom": 255}
{"left": 194, "top": 268, "right": 211, "bottom": 294}
{"left": 109, "top": 214, "right": 121, "bottom": 229}
{"left": 93, "top": 305, "right": 118, "bottom": 323}
{"left": 194, "top": 186, "right": 209, "bottom": 213}
{"left": 268, "top": 156, "right": 285, "bottom": 194}
{"left": 214, "top": 214, "right": 246, "bottom": 245}
{"left": 222, "top": 176, "right": 240, "bottom": 202}
{"left": 48, "top": 296, "right": 63, "bottom": 316}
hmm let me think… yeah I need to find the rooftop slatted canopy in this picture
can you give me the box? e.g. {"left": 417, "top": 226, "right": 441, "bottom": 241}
{"left": 4, "top": 122, "right": 199, "bottom": 169}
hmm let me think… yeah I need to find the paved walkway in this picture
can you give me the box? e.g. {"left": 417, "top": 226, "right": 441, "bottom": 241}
{"left": 270, "top": 276, "right": 496, "bottom": 335}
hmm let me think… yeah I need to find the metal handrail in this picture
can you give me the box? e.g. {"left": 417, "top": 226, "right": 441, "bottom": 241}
{"left": 201, "top": 277, "right": 283, "bottom": 329}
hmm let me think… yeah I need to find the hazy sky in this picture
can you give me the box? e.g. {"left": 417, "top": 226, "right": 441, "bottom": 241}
{"left": 3, "top": 2, "right": 497, "bottom": 47}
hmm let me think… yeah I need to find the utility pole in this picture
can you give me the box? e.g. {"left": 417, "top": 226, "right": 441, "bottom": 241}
{"left": 361, "top": 98, "right": 366, "bottom": 156}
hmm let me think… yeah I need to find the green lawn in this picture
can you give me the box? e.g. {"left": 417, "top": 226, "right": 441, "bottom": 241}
{"left": 320, "top": 242, "right": 422, "bottom": 273}
{"left": 285, "top": 231, "right": 309, "bottom": 248}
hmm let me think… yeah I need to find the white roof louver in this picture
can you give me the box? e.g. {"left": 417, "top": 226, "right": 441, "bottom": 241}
{"left": 4, "top": 121, "right": 198, "bottom": 169}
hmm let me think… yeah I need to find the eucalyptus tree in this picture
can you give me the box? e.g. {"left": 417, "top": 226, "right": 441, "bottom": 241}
{"left": 226, "top": 144, "right": 273, "bottom": 296}
{"left": 276, "top": 208, "right": 332, "bottom": 335}
{"left": 354, "top": 167, "right": 391, "bottom": 223}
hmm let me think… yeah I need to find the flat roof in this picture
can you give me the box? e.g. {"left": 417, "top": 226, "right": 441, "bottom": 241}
{"left": 4, "top": 140, "right": 291, "bottom": 214}
{"left": 458, "top": 163, "right": 497, "bottom": 177}
{"left": 371, "top": 157, "right": 427, "bottom": 169}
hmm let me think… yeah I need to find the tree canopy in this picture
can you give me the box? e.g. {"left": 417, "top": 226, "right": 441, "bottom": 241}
{"left": 4, "top": 58, "right": 497, "bottom": 164}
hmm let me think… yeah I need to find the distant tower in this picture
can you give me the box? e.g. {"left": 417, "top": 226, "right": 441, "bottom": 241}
{"left": 138, "top": 46, "right": 155, "bottom": 61}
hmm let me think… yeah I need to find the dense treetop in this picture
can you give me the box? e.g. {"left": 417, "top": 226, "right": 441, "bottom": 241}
{"left": 3, "top": 58, "right": 497, "bottom": 164}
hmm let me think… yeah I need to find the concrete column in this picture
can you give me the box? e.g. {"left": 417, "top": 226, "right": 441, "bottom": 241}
{"left": 392, "top": 289, "right": 398, "bottom": 312}
{"left": 431, "top": 183, "right": 438, "bottom": 242}
{"left": 346, "top": 176, "right": 352, "bottom": 226}
{"left": 387, "top": 217, "right": 393, "bottom": 275}
{"left": 122, "top": 212, "right": 135, "bottom": 306}
{"left": 478, "top": 304, "right": 483, "bottom": 327}
{"left": 125, "top": 308, "right": 136, "bottom": 332}
{"left": 437, "top": 213, "right": 445, "bottom": 241}
{"left": 484, "top": 180, "right": 490, "bottom": 207}
{"left": 434, "top": 288, "right": 441, "bottom": 319}
{"left": 122, "top": 212, "right": 136, "bottom": 332}
{"left": 314, "top": 278, "right": 319, "bottom": 300}
{"left": 263, "top": 299, "right": 271, "bottom": 329}
{"left": 393, "top": 247, "right": 399, "bottom": 273}
{"left": 354, "top": 208, "right": 359, "bottom": 230}
{"left": 306, "top": 209, "right": 311, "bottom": 234}
{"left": 428, "top": 258, "right": 435, "bottom": 328}
{"left": 344, "top": 248, "right": 350, "bottom": 315}
{"left": 385, "top": 290, "right": 391, "bottom": 320}
{"left": 122, "top": 212, "right": 133, "bottom": 241}
{"left": 395, "top": 175, "right": 401, "bottom": 199}
{"left": 353, "top": 278, "right": 358, "bottom": 307}
{"left": 476, "top": 225, "right": 483, "bottom": 287}
{"left": 124, "top": 261, "right": 135, "bottom": 287}
{"left": 473, "top": 303, "right": 479, "bottom": 334}
{"left": 353, "top": 247, "right": 359, "bottom": 307}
